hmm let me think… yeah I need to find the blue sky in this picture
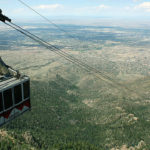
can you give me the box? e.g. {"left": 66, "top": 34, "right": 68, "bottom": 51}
{"left": 0, "top": 0, "right": 150, "bottom": 21}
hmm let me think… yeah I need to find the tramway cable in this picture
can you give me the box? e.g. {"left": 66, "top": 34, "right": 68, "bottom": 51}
{"left": 17, "top": 0, "right": 112, "bottom": 72}
{"left": 10, "top": 22, "right": 118, "bottom": 86}
{"left": 5, "top": 22, "right": 91, "bottom": 73}
{"left": 15, "top": 0, "right": 125, "bottom": 87}
{"left": 6, "top": 22, "right": 117, "bottom": 87}
{"left": 16, "top": 0, "right": 133, "bottom": 92}
{"left": 5, "top": 22, "right": 141, "bottom": 97}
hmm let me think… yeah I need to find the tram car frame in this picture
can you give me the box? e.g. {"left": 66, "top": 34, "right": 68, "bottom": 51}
{"left": 0, "top": 76, "right": 31, "bottom": 126}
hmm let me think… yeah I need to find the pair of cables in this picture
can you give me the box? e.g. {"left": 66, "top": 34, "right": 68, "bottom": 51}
{"left": 5, "top": 21, "right": 117, "bottom": 86}
{"left": 4, "top": 21, "right": 140, "bottom": 98}
{"left": 15, "top": 0, "right": 137, "bottom": 95}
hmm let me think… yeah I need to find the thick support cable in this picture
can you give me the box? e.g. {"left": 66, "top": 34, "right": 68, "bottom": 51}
{"left": 15, "top": 0, "right": 142, "bottom": 96}
{"left": 4, "top": 22, "right": 142, "bottom": 98}
{"left": 5, "top": 22, "right": 118, "bottom": 89}
{"left": 15, "top": 0, "right": 117, "bottom": 83}
{"left": 10, "top": 22, "right": 118, "bottom": 86}
{"left": 5, "top": 22, "right": 92, "bottom": 73}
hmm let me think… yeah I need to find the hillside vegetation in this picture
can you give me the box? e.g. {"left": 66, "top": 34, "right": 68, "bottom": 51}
{"left": 0, "top": 24, "right": 150, "bottom": 149}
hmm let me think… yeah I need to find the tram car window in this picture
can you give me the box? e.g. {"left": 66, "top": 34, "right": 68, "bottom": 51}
{"left": 23, "top": 81, "right": 30, "bottom": 99}
{"left": 3, "top": 89, "right": 13, "bottom": 110}
{"left": 0, "top": 92, "right": 3, "bottom": 112}
{"left": 14, "top": 84, "right": 22, "bottom": 104}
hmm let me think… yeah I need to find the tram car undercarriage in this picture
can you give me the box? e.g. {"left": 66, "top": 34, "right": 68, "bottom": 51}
{"left": 0, "top": 57, "right": 31, "bottom": 126}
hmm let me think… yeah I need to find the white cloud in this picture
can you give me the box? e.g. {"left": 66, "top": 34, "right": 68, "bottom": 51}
{"left": 35, "top": 4, "right": 63, "bottom": 10}
{"left": 78, "top": 4, "right": 109, "bottom": 15}
{"left": 135, "top": 2, "right": 150, "bottom": 12}
{"left": 96, "top": 5, "right": 109, "bottom": 9}
{"left": 87, "top": 4, "right": 109, "bottom": 13}
{"left": 11, "top": 4, "right": 110, "bottom": 17}
{"left": 63, "top": 4, "right": 110, "bottom": 16}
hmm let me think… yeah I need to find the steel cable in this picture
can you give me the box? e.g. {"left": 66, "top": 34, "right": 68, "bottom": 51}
{"left": 4, "top": 22, "right": 142, "bottom": 98}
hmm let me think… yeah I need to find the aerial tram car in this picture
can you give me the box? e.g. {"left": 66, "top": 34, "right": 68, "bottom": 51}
{"left": 0, "top": 58, "right": 31, "bottom": 127}
{"left": 0, "top": 10, "right": 31, "bottom": 127}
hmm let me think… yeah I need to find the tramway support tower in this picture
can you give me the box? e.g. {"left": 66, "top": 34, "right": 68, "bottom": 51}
{"left": 0, "top": 57, "right": 31, "bottom": 126}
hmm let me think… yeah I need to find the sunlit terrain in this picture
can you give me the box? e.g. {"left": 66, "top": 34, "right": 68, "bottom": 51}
{"left": 0, "top": 23, "right": 150, "bottom": 149}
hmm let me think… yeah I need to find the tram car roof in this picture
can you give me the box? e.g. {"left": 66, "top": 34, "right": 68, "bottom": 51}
{"left": 0, "top": 76, "right": 29, "bottom": 91}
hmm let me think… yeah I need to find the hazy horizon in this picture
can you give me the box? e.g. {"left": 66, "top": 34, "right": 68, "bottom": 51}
{"left": 1, "top": 0, "right": 150, "bottom": 23}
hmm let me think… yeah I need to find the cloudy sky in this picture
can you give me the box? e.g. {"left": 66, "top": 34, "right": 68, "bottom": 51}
{"left": 0, "top": 0, "right": 150, "bottom": 21}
